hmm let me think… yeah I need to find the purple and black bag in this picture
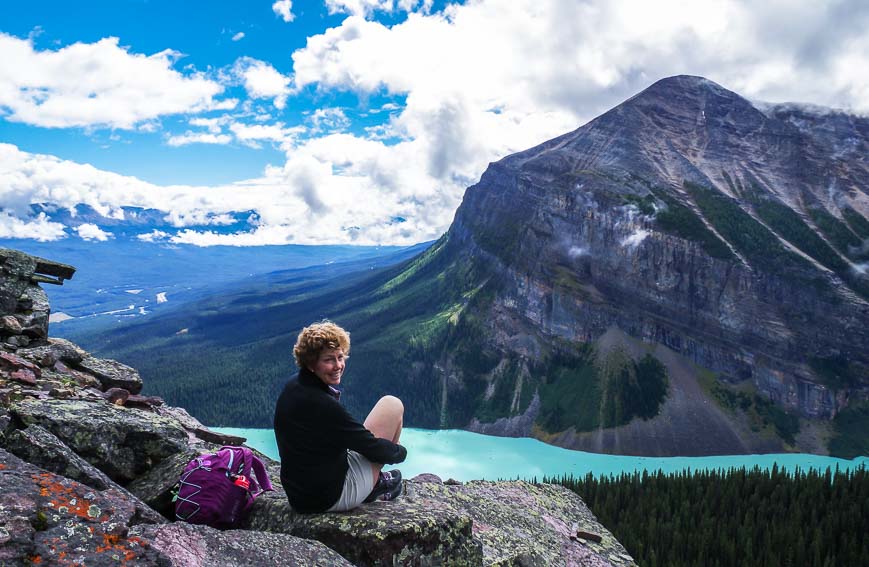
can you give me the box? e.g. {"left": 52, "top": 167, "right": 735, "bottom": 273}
{"left": 175, "top": 445, "right": 274, "bottom": 529}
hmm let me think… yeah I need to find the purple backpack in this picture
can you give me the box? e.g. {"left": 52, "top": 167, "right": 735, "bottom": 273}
{"left": 175, "top": 446, "right": 274, "bottom": 529}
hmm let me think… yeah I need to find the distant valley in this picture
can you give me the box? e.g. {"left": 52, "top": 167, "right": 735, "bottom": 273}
{"left": 2, "top": 237, "right": 421, "bottom": 336}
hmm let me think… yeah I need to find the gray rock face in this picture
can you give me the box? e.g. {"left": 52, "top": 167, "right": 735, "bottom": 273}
{"left": 0, "top": 248, "right": 73, "bottom": 345}
{"left": 19, "top": 337, "right": 87, "bottom": 367}
{"left": 130, "top": 522, "right": 354, "bottom": 566}
{"left": 76, "top": 355, "right": 144, "bottom": 394}
{"left": 5, "top": 423, "right": 114, "bottom": 490}
{"left": 412, "top": 477, "right": 635, "bottom": 567}
{"left": 9, "top": 398, "right": 188, "bottom": 482}
{"left": 245, "top": 476, "right": 634, "bottom": 566}
{"left": 0, "top": 448, "right": 166, "bottom": 565}
{"left": 247, "top": 490, "right": 483, "bottom": 566}
{"left": 432, "top": 75, "right": 869, "bottom": 453}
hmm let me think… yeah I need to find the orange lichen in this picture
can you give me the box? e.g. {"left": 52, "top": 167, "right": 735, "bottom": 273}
{"left": 23, "top": 471, "right": 151, "bottom": 565}
{"left": 95, "top": 533, "right": 140, "bottom": 562}
{"left": 31, "top": 472, "right": 99, "bottom": 521}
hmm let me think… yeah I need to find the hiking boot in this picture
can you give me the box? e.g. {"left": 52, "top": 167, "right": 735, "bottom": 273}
{"left": 364, "top": 469, "right": 402, "bottom": 503}
{"left": 375, "top": 478, "right": 403, "bottom": 502}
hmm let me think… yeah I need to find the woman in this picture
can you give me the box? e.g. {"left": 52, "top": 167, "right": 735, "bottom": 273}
{"left": 273, "top": 321, "right": 406, "bottom": 513}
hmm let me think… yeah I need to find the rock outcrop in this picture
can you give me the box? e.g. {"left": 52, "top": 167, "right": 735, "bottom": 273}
{"left": 0, "top": 247, "right": 634, "bottom": 565}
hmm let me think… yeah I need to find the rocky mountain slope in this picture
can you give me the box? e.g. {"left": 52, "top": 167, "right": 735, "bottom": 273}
{"left": 0, "top": 248, "right": 634, "bottom": 565}
{"left": 73, "top": 75, "right": 869, "bottom": 458}
{"left": 426, "top": 75, "right": 869, "bottom": 455}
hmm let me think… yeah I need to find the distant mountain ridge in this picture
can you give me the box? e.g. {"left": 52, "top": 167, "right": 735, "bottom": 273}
{"left": 85, "top": 76, "right": 869, "bottom": 458}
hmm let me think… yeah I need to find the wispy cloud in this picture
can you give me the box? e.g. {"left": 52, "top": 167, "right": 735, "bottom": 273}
{"left": 166, "top": 132, "right": 232, "bottom": 147}
{"left": 228, "top": 122, "right": 303, "bottom": 149}
{"left": 309, "top": 107, "right": 350, "bottom": 133}
{"left": 325, "top": 0, "right": 433, "bottom": 18}
{"left": 231, "top": 32, "right": 245, "bottom": 42}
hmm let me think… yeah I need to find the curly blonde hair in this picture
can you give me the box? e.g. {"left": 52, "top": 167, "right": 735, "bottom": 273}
{"left": 293, "top": 321, "right": 351, "bottom": 369}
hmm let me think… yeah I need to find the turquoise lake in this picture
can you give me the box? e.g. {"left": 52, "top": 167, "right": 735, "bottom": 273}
{"left": 214, "top": 427, "right": 868, "bottom": 482}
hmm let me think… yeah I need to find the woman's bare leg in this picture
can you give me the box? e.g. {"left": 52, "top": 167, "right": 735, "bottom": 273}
{"left": 363, "top": 395, "right": 404, "bottom": 484}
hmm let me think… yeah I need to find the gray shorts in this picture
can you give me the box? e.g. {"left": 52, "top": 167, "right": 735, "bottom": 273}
{"left": 327, "top": 450, "right": 376, "bottom": 512}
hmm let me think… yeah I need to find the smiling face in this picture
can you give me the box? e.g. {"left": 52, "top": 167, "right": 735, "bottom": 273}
{"left": 309, "top": 347, "right": 346, "bottom": 387}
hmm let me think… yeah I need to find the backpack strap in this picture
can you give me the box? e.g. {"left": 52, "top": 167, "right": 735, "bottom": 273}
{"left": 221, "top": 446, "right": 273, "bottom": 496}
{"left": 250, "top": 455, "right": 274, "bottom": 495}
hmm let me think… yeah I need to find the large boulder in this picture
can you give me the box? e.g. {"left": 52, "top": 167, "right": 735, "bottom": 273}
{"left": 246, "top": 489, "right": 482, "bottom": 566}
{"left": 245, "top": 475, "right": 636, "bottom": 566}
{"left": 0, "top": 248, "right": 63, "bottom": 343}
{"left": 0, "top": 448, "right": 166, "bottom": 565}
{"left": 17, "top": 337, "right": 86, "bottom": 367}
{"left": 411, "top": 476, "right": 635, "bottom": 566}
{"left": 0, "top": 249, "right": 38, "bottom": 317}
{"left": 75, "top": 355, "right": 144, "bottom": 394}
{"left": 9, "top": 398, "right": 188, "bottom": 483}
{"left": 4, "top": 424, "right": 165, "bottom": 524}
{"left": 129, "top": 522, "right": 354, "bottom": 566}
{"left": 155, "top": 405, "right": 248, "bottom": 445}
{"left": 5, "top": 423, "right": 114, "bottom": 490}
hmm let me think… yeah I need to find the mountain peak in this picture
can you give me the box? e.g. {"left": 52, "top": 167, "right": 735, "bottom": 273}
{"left": 646, "top": 74, "right": 729, "bottom": 93}
{"left": 623, "top": 75, "right": 751, "bottom": 114}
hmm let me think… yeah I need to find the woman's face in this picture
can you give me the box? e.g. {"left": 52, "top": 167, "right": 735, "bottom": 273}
{"left": 310, "top": 347, "right": 346, "bottom": 387}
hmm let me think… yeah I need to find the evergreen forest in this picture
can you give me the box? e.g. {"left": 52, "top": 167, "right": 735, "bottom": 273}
{"left": 546, "top": 465, "right": 869, "bottom": 567}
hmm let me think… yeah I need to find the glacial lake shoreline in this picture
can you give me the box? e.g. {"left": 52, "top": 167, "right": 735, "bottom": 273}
{"left": 213, "top": 427, "right": 868, "bottom": 482}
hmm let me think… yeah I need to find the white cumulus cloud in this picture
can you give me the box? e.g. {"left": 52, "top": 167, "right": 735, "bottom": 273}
{"left": 188, "top": 117, "right": 226, "bottom": 134}
{"left": 137, "top": 229, "right": 171, "bottom": 243}
{"left": 0, "top": 142, "right": 449, "bottom": 246}
{"left": 0, "top": 33, "right": 229, "bottom": 129}
{"left": 0, "top": 211, "right": 67, "bottom": 241}
{"left": 272, "top": 0, "right": 295, "bottom": 23}
{"left": 233, "top": 57, "right": 293, "bottom": 109}
{"left": 75, "top": 223, "right": 111, "bottom": 241}
{"left": 276, "top": 0, "right": 869, "bottom": 248}
{"left": 232, "top": 32, "right": 245, "bottom": 42}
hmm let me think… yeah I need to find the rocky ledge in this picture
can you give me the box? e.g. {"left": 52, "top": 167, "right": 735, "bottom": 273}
{"left": 0, "top": 247, "right": 634, "bottom": 566}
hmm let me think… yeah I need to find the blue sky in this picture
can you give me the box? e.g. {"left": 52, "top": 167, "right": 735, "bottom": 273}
{"left": 1, "top": 1, "right": 413, "bottom": 185}
{"left": 2, "top": 0, "right": 868, "bottom": 246}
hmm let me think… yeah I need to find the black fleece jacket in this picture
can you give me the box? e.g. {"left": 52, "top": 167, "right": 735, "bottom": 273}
{"left": 273, "top": 367, "right": 407, "bottom": 513}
